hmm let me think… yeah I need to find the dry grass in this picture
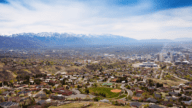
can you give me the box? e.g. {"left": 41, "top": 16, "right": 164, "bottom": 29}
{"left": 65, "top": 65, "right": 84, "bottom": 70}
{"left": 149, "top": 78, "right": 187, "bottom": 86}
{"left": 40, "top": 65, "right": 65, "bottom": 74}
{"left": 49, "top": 102, "right": 130, "bottom": 108}
{"left": 22, "top": 69, "right": 32, "bottom": 73}
{"left": 0, "top": 63, "right": 4, "bottom": 68}
{"left": 6, "top": 70, "right": 17, "bottom": 78}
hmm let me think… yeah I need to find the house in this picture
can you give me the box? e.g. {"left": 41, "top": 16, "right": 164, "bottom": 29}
{"left": 36, "top": 85, "right": 44, "bottom": 89}
{"left": 52, "top": 87, "right": 72, "bottom": 96}
{"left": 117, "top": 99, "right": 127, "bottom": 105}
{"left": 130, "top": 102, "right": 142, "bottom": 108}
{"left": 157, "top": 87, "right": 170, "bottom": 92}
{"left": 146, "top": 98, "right": 158, "bottom": 103}
{"left": 37, "top": 100, "right": 46, "bottom": 105}
{"left": 1, "top": 91, "right": 11, "bottom": 97}
{"left": 99, "top": 99, "right": 110, "bottom": 103}
{"left": 165, "top": 96, "right": 179, "bottom": 101}
{"left": 168, "top": 92, "right": 180, "bottom": 96}
{"left": 61, "top": 90, "right": 73, "bottom": 96}
{"left": 74, "top": 62, "right": 82, "bottom": 66}
{"left": 154, "top": 92, "right": 162, "bottom": 99}
{"left": 28, "top": 105, "right": 42, "bottom": 108}
{"left": 136, "top": 89, "right": 144, "bottom": 94}
{"left": 35, "top": 94, "right": 47, "bottom": 99}
{"left": 51, "top": 95, "right": 65, "bottom": 100}
{"left": 0, "top": 101, "right": 19, "bottom": 108}
{"left": 0, "top": 97, "right": 8, "bottom": 102}
{"left": 161, "top": 101, "right": 173, "bottom": 106}
{"left": 149, "top": 104, "right": 164, "bottom": 108}
{"left": 135, "top": 93, "right": 142, "bottom": 97}
{"left": 173, "top": 87, "right": 181, "bottom": 93}
{"left": 179, "top": 95, "right": 191, "bottom": 101}
{"left": 18, "top": 91, "right": 31, "bottom": 96}
{"left": 8, "top": 97, "right": 21, "bottom": 103}
{"left": 132, "top": 96, "right": 142, "bottom": 101}
{"left": 111, "top": 78, "right": 118, "bottom": 82}
{"left": 183, "top": 90, "right": 192, "bottom": 95}
{"left": 56, "top": 71, "right": 67, "bottom": 76}
{"left": 148, "top": 87, "right": 155, "bottom": 93}
{"left": 182, "top": 100, "right": 192, "bottom": 106}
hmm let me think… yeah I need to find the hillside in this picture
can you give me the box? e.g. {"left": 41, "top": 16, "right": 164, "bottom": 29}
{"left": 0, "top": 59, "right": 64, "bottom": 81}
{"left": 49, "top": 102, "right": 130, "bottom": 108}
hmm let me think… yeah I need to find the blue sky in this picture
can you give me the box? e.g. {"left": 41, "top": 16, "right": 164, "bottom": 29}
{"left": 0, "top": 0, "right": 192, "bottom": 39}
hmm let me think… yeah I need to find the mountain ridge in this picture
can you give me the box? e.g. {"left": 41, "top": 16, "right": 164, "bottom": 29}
{"left": 0, "top": 32, "right": 191, "bottom": 49}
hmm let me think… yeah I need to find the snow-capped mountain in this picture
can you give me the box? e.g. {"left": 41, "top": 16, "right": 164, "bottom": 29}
{"left": 1, "top": 32, "right": 191, "bottom": 49}
{"left": 0, "top": 32, "right": 137, "bottom": 49}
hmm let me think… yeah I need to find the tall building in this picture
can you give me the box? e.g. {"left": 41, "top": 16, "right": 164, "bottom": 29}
{"left": 170, "top": 54, "right": 175, "bottom": 62}
{"left": 185, "top": 53, "right": 189, "bottom": 61}
{"left": 167, "top": 52, "right": 170, "bottom": 56}
{"left": 159, "top": 53, "right": 164, "bottom": 62}
{"left": 156, "top": 54, "right": 160, "bottom": 61}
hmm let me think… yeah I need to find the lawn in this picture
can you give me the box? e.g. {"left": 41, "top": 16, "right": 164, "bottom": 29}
{"left": 116, "top": 94, "right": 127, "bottom": 99}
{"left": 49, "top": 102, "right": 130, "bottom": 108}
{"left": 88, "top": 87, "right": 120, "bottom": 98}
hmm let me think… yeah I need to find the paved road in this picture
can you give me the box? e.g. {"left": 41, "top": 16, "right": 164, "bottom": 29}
{"left": 33, "top": 89, "right": 44, "bottom": 97}
{"left": 173, "top": 74, "right": 189, "bottom": 82}
{"left": 160, "top": 70, "right": 164, "bottom": 80}
{"left": 120, "top": 84, "right": 133, "bottom": 97}
{"left": 107, "top": 78, "right": 111, "bottom": 83}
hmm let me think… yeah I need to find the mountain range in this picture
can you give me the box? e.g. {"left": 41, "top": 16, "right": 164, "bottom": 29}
{"left": 0, "top": 32, "right": 191, "bottom": 49}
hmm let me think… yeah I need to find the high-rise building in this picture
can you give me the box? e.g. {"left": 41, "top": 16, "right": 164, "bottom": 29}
{"left": 170, "top": 53, "right": 175, "bottom": 62}
{"left": 156, "top": 54, "right": 160, "bottom": 61}
{"left": 159, "top": 53, "right": 164, "bottom": 62}
{"left": 167, "top": 52, "right": 170, "bottom": 56}
{"left": 185, "top": 53, "right": 189, "bottom": 61}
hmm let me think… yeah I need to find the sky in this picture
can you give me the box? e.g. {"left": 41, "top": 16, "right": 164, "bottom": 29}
{"left": 0, "top": 0, "right": 192, "bottom": 40}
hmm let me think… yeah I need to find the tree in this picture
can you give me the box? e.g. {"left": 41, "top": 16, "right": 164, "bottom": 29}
{"left": 93, "top": 83, "right": 97, "bottom": 87}
{"left": 85, "top": 89, "right": 89, "bottom": 94}
{"left": 127, "top": 95, "right": 132, "bottom": 100}
{"left": 48, "top": 80, "right": 55, "bottom": 86}
{"left": 34, "top": 79, "right": 42, "bottom": 85}
{"left": 142, "top": 92, "right": 150, "bottom": 99}
{"left": 93, "top": 97, "right": 100, "bottom": 101}
{"left": 143, "top": 104, "right": 149, "bottom": 108}
{"left": 61, "top": 79, "right": 66, "bottom": 85}
{"left": 167, "top": 103, "right": 173, "bottom": 107}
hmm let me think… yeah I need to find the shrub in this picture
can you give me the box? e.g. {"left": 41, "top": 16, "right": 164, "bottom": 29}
{"left": 19, "top": 94, "right": 25, "bottom": 97}
{"left": 85, "top": 89, "right": 89, "bottom": 94}
{"left": 167, "top": 103, "right": 173, "bottom": 107}
{"left": 93, "top": 97, "right": 101, "bottom": 101}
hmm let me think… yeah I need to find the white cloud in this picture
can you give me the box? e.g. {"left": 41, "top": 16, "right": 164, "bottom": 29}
{"left": 0, "top": 0, "right": 192, "bottom": 39}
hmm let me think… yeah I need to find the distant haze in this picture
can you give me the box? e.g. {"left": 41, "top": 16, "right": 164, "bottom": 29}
{"left": 0, "top": 0, "right": 192, "bottom": 39}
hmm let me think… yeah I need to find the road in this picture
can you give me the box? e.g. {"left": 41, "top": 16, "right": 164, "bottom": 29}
{"left": 120, "top": 84, "right": 133, "bottom": 97}
{"left": 107, "top": 78, "right": 111, "bottom": 83}
{"left": 33, "top": 89, "right": 44, "bottom": 97}
{"left": 173, "top": 74, "right": 189, "bottom": 82}
{"left": 160, "top": 70, "right": 164, "bottom": 80}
